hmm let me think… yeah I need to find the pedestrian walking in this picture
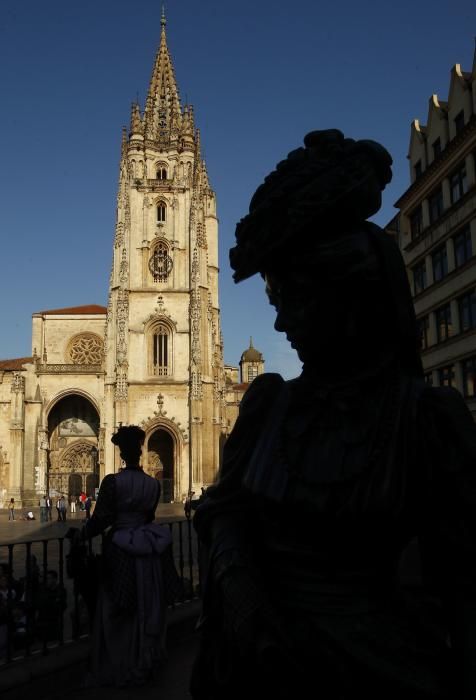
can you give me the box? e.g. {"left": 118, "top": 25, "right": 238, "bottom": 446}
{"left": 8, "top": 498, "right": 15, "bottom": 521}
{"left": 39, "top": 495, "right": 47, "bottom": 523}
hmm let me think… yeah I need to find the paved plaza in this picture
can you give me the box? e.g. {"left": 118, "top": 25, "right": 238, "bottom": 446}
{"left": 0, "top": 502, "right": 186, "bottom": 545}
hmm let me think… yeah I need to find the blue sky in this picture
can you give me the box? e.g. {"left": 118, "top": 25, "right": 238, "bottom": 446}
{"left": 1, "top": 0, "right": 475, "bottom": 378}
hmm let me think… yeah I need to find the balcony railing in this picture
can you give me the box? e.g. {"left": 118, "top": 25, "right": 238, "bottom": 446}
{"left": 0, "top": 518, "right": 199, "bottom": 666}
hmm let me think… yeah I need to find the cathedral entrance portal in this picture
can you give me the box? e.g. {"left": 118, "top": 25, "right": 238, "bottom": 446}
{"left": 146, "top": 429, "right": 174, "bottom": 503}
{"left": 47, "top": 395, "right": 100, "bottom": 498}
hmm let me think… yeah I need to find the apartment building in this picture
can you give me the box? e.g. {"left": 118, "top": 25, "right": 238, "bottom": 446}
{"left": 393, "top": 50, "right": 476, "bottom": 418}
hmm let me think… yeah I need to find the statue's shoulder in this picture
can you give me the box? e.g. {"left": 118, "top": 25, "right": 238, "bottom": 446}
{"left": 418, "top": 382, "right": 474, "bottom": 423}
{"left": 416, "top": 381, "right": 476, "bottom": 471}
{"left": 241, "top": 372, "right": 285, "bottom": 408}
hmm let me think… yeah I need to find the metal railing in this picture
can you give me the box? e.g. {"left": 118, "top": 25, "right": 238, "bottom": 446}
{"left": 0, "top": 518, "right": 199, "bottom": 666}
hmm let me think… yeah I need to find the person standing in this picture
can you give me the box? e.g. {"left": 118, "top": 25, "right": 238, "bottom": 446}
{"left": 70, "top": 495, "right": 76, "bottom": 515}
{"left": 59, "top": 496, "right": 67, "bottom": 522}
{"left": 56, "top": 495, "right": 65, "bottom": 522}
{"left": 84, "top": 496, "right": 92, "bottom": 520}
{"left": 39, "top": 495, "right": 47, "bottom": 523}
{"left": 8, "top": 498, "right": 15, "bottom": 521}
{"left": 56, "top": 496, "right": 61, "bottom": 521}
{"left": 46, "top": 495, "right": 52, "bottom": 521}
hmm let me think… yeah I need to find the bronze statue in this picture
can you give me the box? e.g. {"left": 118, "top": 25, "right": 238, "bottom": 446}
{"left": 191, "top": 130, "right": 476, "bottom": 699}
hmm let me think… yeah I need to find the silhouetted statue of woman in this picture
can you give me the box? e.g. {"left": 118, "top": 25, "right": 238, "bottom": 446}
{"left": 191, "top": 130, "right": 476, "bottom": 699}
{"left": 84, "top": 425, "right": 171, "bottom": 686}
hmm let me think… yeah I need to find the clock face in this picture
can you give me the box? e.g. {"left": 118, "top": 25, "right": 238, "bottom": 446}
{"left": 149, "top": 244, "right": 173, "bottom": 282}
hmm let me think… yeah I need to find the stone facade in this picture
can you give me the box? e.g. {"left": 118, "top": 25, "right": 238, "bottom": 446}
{"left": 390, "top": 47, "right": 476, "bottom": 418}
{"left": 0, "top": 16, "right": 258, "bottom": 507}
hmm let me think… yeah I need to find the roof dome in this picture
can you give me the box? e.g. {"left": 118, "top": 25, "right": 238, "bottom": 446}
{"left": 240, "top": 337, "right": 263, "bottom": 362}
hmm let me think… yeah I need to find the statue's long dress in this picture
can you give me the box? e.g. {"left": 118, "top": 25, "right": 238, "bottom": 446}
{"left": 85, "top": 467, "right": 170, "bottom": 686}
{"left": 193, "top": 369, "right": 476, "bottom": 699}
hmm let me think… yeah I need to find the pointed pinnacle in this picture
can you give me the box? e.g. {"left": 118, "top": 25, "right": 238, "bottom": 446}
{"left": 130, "top": 102, "right": 142, "bottom": 134}
{"left": 121, "top": 127, "right": 128, "bottom": 156}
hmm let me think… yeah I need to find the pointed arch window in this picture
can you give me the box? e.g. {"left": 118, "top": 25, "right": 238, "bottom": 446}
{"left": 153, "top": 324, "right": 170, "bottom": 376}
{"left": 157, "top": 202, "right": 167, "bottom": 222}
{"left": 157, "top": 167, "right": 167, "bottom": 180}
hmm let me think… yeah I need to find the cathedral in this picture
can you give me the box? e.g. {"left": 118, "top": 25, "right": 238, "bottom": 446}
{"left": 0, "top": 15, "right": 264, "bottom": 507}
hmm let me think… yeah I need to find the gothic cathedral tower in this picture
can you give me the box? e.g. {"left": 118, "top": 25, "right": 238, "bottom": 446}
{"left": 103, "top": 13, "right": 226, "bottom": 500}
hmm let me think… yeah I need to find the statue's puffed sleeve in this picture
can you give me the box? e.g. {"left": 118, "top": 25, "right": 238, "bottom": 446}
{"left": 417, "top": 386, "right": 476, "bottom": 699}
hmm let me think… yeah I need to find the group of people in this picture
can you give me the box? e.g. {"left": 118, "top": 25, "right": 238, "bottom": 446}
{"left": 8, "top": 498, "right": 38, "bottom": 522}
{"left": 70, "top": 492, "right": 93, "bottom": 518}
{"left": 0, "top": 561, "right": 67, "bottom": 658}
{"left": 7, "top": 494, "right": 93, "bottom": 523}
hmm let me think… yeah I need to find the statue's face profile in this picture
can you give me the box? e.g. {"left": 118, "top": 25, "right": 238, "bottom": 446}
{"left": 264, "top": 266, "right": 380, "bottom": 367}
{"left": 264, "top": 271, "right": 338, "bottom": 364}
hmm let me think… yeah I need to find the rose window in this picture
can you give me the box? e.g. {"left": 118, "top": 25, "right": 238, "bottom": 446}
{"left": 68, "top": 334, "right": 104, "bottom": 365}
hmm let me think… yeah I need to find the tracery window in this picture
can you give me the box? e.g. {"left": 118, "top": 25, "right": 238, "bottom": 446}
{"left": 157, "top": 202, "right": 167, "bottom": 222}
{"left": 153, "top": 324, "right": 169, "bottom": 376}
{"left": 157, "top": 167, "right": 167, "bottom": 180}
{"left": 68, "top": 333, "right": 104, "bottom": 365}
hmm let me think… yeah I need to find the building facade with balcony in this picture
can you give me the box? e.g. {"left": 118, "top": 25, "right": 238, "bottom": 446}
{"left": 392, "top": 49, "right": 476, "bottom": 418}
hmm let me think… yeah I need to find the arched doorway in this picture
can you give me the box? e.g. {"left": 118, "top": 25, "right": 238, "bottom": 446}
{"left": 47, "top": 395, "right": 99, "bottom": 498}
{"left": 146, "top": 428, "right": 174, "bottom": 503}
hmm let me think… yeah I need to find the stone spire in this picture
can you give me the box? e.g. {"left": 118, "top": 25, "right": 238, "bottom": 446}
{"left": 144, "top": 8, "right": 182, "bottom": 145}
